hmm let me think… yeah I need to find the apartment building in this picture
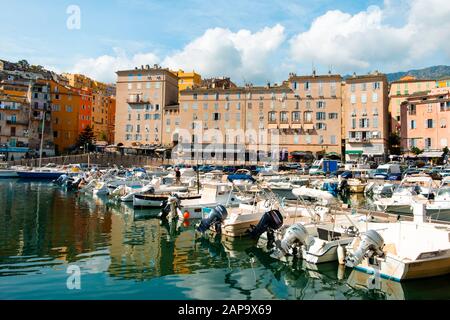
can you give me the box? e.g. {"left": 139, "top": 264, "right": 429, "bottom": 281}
{"left": 0, "top": 92, "right": 30, "bottom": 160}
{"left": 49, "top": 80, "right": 81, "bottom": 153}
{"left": 388, "top": 76, "right": 435, "bottom": 132}
{"left": 400, "top": 87, "right": 450, "bottom": 154}
{"left": 343, "top": 72, "right": 389, "bottom": 162}
{"left": 28, "top": 80, "right": 54, "bottom": 156}
{"left": 164, "top": 73, "right": 343, "bottom": 162}
{"left": 115, "top": 65, "right": 178, "bottom": 147}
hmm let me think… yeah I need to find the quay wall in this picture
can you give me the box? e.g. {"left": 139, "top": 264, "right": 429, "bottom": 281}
{"left": 6, "top": 153, "right": 167, "bottom": 168}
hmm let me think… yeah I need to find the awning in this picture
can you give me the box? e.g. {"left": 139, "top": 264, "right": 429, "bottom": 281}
{"left": 345, "top": 150, "right": 363, "bottom": 155}
{"left": 291, "top": 151, "right": 314, "bottom": 157}
{"left": 420, "top": 151, "right": 444, "bottom": 158}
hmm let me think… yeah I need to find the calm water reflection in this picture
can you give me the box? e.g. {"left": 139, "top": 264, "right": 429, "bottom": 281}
{"left": 0, "top": 180, "right": 449, "bottom": 300}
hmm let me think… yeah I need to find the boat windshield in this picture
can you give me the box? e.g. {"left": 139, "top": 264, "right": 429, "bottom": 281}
{"left": 375, "top": 168, "right": 389, "bottom": 174}
{"left": 436, "top": 187, "right": 450, "bottom": 197}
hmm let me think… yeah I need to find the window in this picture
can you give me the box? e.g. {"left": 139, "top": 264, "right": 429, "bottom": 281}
{"left": 294, "top": 135, "right": 299, "bottom": 144}
{"left": 146, "top": 82, "right": 151, "bottom": 89}
{"left": 331, "top": 82, "right": 337, "bottom": 96}
{"left": 319, "top": 136, "right": 324, "bottom": 144}
{"left": 372, "top": 93, "right": 378, "bottom": 102}
{"left": 128, "top": 83, "right": 132, "bottom": 90}
{"left": 373, "top": 82, "right": 381, "bottom": 90}
{"left": 316, "top": 123, "right": 327, "bottom": 130}
{"left": 351, "top": 83, "right": 355, "bottom": 92}
{"left": 425, "top": 138, "right": 432, "bottom": 149}
{"left": 155, "top": 82, "right": 161, "bottom": 89}
{"left": 441, "top": 118, "right": 447, "bottom": 128}
{"left": 359, "top": 118, "right": 369, "bottom": 128}
{"left": 317, "top": 101, "right": 326, "bottom": 109}
{"left": 292, "top": 111, "right": 301, "bottom": 123}
{"left": 268, "top": 111, "right": 277, "bottom": 123}
{"left": 373, "top": 117, "right": 378, "bottom": 128}
{"left": 316, "top": 112, "right": 326, "bottom": 120}
{"left": 137, "top": 83, "right": 142, "bottom": 90}
{"left": 351, "top": 94, "right": 356, "bottom": 104}
{"left": 183, "top": 103, "right": 189, "bottom": 111}
{"left": 410, "top": 120, "right": 416, "bottom": 129}
{"left": 154, "top": 114, "right": 160, "bottom": 120}
{"left": 236, "top": 113, "right": 241, "bottom": 121}
{"left": 193, "top": 93, "right": 198, "bottom": 100}
{"left": 361, "top": 93, "right": 367, "bottom": 103}
{"left": 192, "top": 103, "right": 198, "bottom": 110}
{"left": 427, "top": 104, "right": 433, "bottom": 113}
{"left": 361, "top": 83, "right": 367, "bottom": 91}
{"left": 305, "top": 136, "right": 312, "bottom": 144}
{"left": 280, "top": 111, "right": 288, "bottom": 123}
{"left": 304, "top": 111, "right": 313, "bottom": 123}
{"left": 203, "top": 103, "right": 208, "bottom": 110}
{"left": 236, "top": 102, "right": 241, "bottom": 110}
{"left": 409, "top": 104, "right": 416, "bottom": 115}
{"left": 295, "top": 101, "right": 300, "bottom": 110}
{"left": 213, "top": 113, "right": 221, "bottom": 121}
{"left": 304, "top": 82, "right": 310, "bottom": 90}
{"left": 65, "top": 105, "right": 72, "bottom": 112}
{"left": 328, "top": 113, "right": 338, "bottom": 119}
{"left": 203, "top": 113, "right": 209, "bottom": 121}
{"left": 426, "top": 119, "right": 434, "bottom": 128}
{"left": 330, "top": 135, "right": 336, "bottom": 145}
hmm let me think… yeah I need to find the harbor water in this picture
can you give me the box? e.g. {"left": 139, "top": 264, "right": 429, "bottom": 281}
{"left": 0, "top": 180, "right": 449, "bottom": 300}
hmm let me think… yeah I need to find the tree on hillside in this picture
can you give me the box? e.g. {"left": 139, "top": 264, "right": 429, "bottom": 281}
{"left": 76, "top": 125, "right": 96, "bottom": 152}
{"left": 17, "top": 60, "right": 30, "bottom": 70}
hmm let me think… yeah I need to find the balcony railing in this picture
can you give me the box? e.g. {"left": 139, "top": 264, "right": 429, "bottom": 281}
{"left": 6, "top": 120, "right": 29, "bottom": 126}
{"left": 127, "top": 98, "right": 150, "bottom": 104}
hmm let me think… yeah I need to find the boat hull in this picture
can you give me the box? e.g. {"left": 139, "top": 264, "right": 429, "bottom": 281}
{"left": 0, "top": 170, "right": 18, "bottom": 178}
{"left": 16, "top": 171, "right": 65, "bottom": 180}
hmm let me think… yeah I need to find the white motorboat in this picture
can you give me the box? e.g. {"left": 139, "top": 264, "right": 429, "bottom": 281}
{"left": 345, "top": 202, "right": 450, "bottom": 281}
{"left": 177, "top": 182, "right": 253, "bottom": 219}
{"left": 373, "top": 175, "right": 433, "bottom": 214}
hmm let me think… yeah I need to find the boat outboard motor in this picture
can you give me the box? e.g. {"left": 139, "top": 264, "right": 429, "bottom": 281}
{"left": 249, "top": 210, "right": 283, "bottom": 242}
{"left": 345, "top": 229, "right": 384, "bottom": 268}
{"left": 197, "top": 205, "right": 228, "bottom": 234}
{"left": 271, "top": 223, "right": 313, "bottom": 259}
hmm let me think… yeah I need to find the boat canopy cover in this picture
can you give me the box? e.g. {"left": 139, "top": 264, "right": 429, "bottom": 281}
{"left": 292, "top": 186, "right": 335, "bottom": 203}
{"left": 227, "top": 174, "right": 256, "bottom": 183}
{"left": 403, "top": 175, "right": 433, "bottom": 183}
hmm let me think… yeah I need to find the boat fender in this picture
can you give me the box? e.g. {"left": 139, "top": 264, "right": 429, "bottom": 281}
{"left": 337, "top": 244, "right": 345, "bottom": 265}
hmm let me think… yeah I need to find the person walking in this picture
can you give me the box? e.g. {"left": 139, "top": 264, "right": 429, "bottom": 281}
{"left": 175, "top": 167, "right": 181, "bottom": 185}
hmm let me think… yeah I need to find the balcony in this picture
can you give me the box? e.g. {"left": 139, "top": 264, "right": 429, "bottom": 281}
{"left": 6, "top": 120, "right": 29, "bottom": 126}
{"left": 127, "top": 98, "right": 150, "bottom": 105}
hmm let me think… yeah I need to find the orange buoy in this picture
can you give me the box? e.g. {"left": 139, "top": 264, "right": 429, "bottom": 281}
{"left": 183, "top": 211, "right": 190, "bottom": 220}
{"left": 183, "top": 220, "right": 190, "bottom": 228}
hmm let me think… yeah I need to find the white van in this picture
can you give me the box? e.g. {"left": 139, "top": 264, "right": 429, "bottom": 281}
{"left": 374, "top": 163, "right": 401, "bottom": 179}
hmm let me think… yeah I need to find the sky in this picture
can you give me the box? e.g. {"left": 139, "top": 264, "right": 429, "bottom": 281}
{"left": 0, "top": 0, "right": 449, "bottom": 84}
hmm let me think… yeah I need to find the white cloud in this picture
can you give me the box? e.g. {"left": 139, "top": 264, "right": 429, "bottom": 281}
{"left": 71, "top": 48, "right": 160, "bottom": 83}
{"left": 163, "top": 24, "right": 286, "bottom": 83}
{"left": 289, "top": 0, "right": 450, "bottom": 74}
{"left": 69, "top": 0, "right": 450, "bottom": 84}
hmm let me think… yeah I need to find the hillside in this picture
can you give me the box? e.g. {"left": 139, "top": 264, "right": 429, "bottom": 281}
{"left": 386, "top": 65, "right": 450, "bottom": 82}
